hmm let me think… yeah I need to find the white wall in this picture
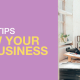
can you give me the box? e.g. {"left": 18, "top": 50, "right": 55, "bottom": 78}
{"left": 65, "top": 0, "right": 73, "bottom": 41}
{"left": 73, "top": 0, "right": 80, "bottom": 48}
{"left": 59, "top": 45, "right": 71, "bottom": 61}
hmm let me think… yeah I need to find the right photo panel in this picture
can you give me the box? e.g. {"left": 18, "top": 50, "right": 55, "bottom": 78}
{"left": 58, "top": 0, "right": 80, "bottom": 80}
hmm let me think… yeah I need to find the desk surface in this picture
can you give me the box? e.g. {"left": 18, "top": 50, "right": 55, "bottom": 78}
{"left": 59, "top": 62, "right": 80, "bottom": 69}
{"left": 64, "top": 52, "right": 80, "bottom": 59}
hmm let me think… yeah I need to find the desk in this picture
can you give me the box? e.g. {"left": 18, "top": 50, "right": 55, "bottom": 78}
{"left": 64, "top": 52, "right": 80, "bottom": 62}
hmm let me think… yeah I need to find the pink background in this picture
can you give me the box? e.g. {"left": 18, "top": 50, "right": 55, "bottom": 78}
{"left": 0, "top": 0, "right": 58, "bottom": 80}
